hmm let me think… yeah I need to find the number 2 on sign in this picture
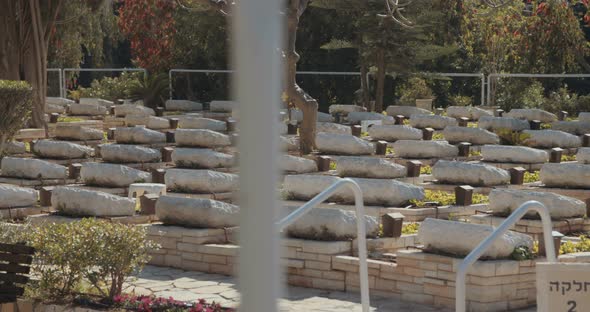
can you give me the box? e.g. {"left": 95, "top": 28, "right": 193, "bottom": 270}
{"left": 567, "top": 300, "right": 577, "bottom": 312}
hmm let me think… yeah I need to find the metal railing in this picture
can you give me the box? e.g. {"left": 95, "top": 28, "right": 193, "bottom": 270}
{"left": 168, "top": 69, "right": 363, "bottom": 100}
{"left": 62, "top": 68, "right": 147, "bottom": 99}
{"left": 455, "top": 200, "right": 557, "bottom": 312}
{"left": 486, "top": 73, "right": 590, "bottom": 106}
{"left": 276, "top": 178, "right": 370, "bottom": 312}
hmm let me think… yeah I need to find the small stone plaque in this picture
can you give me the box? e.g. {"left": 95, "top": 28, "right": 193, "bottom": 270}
{"left": 536, "top": 262, "right": 590, "bottom": 312}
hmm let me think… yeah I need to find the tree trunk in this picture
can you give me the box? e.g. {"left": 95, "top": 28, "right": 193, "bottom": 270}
{"left": 374, "top": 47, "right": 385, "bottom": 113}
{"left": 286, "top": 0, "right": 317, "bottom": 155}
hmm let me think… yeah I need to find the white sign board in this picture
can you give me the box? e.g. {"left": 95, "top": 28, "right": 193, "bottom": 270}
{"left": 536, "top": 262, "right": 590, "bottom": 312}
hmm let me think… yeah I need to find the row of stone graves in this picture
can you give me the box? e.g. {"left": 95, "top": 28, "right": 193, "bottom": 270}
{"left": 2, "top": 98, "right": 590, "bottom": 311}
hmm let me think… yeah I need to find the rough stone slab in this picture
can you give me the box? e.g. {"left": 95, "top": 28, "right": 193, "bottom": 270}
{"left": 347, "top": 112, "right": 394, "bottom": 124}
{"left": 442, "top": 126, "right": 499, "bottom": 145}
{"left": 165, "top": 169, "right": 239, "bottom": 193}
{"left": 0, "top": 184, "right": 38, "bottom": 208}
{"left": 551, "top": 121, "right": 590, "bottom": 135}
{"left": 579, "top": 112, "right": 590, "bottom": 123}
{"left": 409, "top": 114, "right": 457, "bottom": 130}
{"left": 392, "top": 140, "right": 458, "bottom": 158}
{"left": 284, "top": 206, "right": 379, "bottom": 240}
{"left": 432, "top": 160, "right": 510, "bottom": 186}
{"left": 175, "top": 129, "right": 231, "bottom": 147}
{"left": 478, "top": 116, "right": 530, "bottom": 131}
{"left": 418, "top": 218, "right": 533, "bottom": 259}
{"left": 115, "top": 126, "right": 166, "bottom": 144}
{"left": 283, "top": 174, "right": 424, "bottom": 206}
{"left": 334, "top": 156, "right": 406, "bottom": 178}
{"left": 5, "top": 142, "right": 26, "bottom": 154}
{"left": 69, "top": 103, "right": 108, "bottom": 116}
{"left": 522, "top": 130, "right": 581, "bottom": 148}
{"left": 172, "top": 148, "right": 234, "bottom": 169}
{"left": 368, "top": 125, "right": 422, "bottom": 141}
{"left": 316, "top": 133, "right": 373, "bottom": 155}
{"left": 576, "top": 147, "right": 590, "bottom": 164}
{"left": 385, "top": 105, "right": 431, "bottom": 117}
{"left": 1, "top": 157, "right": 67, "bottom": 179}
{"left": 79, "top": 98, "right": 100, "bottom": 105}
{"left": 281, "top": 136, "right": 299, "bottom": 151}
{"left": 540, "top": 163, "right": 590, "bottom": 188}
{"left": 114, "top": 104, "right": 155, "bottom": 117}
{"left": 55, "top": 125, "right": 104, "bottom": 141}
{"left": 446, "top": 106, "right": 493, "bottom": 120}
{"left": 165, "top": 100, "right": 203, "bottom": 111}
{"left": 46, "top": 97, "right": 74, "bottom": 106}
{"left": 210, "top": 101, "right": 236, "bottom": 112}
{"left": 505, "top": 108, "right": 557, "bottom": 123}
{"left": 52, "top": 186, "right": 135, "bottom": 217}
{"left": 46, "top": 103, "right": 66, "bottom": 114}
{"left": 156, "top": 196, "right": 239, "bottom": 228}
{"left": 178, "top": 117, "right": 227, "bottom": 131}
{"left": 489, "top": 189, "right": 586, "bottom": 219}
{"left": 100, "top": 144, "right": 161, "bottom": 163}
{"left": 316, "top": 122, "right": 351, "bottom": 135}
{"left": 280, "top": 155, "right": 317, "bottom": 173}
{"left": 97, "top": 99, "right": 114, "bottom": 107}
{"left": 125, "top": 114, "right": 170, "bottom": 129}
{"left": 328, "top": 105, "right": 366, "bottom": 115}
{"left": 81, "top": 162, "right": 151, "bottom": 187}
{"left": 290, "top": 110, "right": 333, "bottom": 122}
{"left": 32, "top": 140, "right": 94, "bottom": 159}
{"left": 481, "top": 145, "right": 548, "bottom": 164}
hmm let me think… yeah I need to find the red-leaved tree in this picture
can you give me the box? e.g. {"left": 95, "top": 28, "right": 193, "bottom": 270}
{"left": 118, "top": 0, "right": 176, "bottom": 73}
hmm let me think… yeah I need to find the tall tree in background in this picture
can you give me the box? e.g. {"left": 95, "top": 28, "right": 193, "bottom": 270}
{"left": 118, "top": 0, "right": 176, "bottom": 73}
{"left": 0, "top": 0, "right": 107, "bottom": 131}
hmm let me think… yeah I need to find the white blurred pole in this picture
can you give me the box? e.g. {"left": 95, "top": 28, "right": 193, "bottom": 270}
{"left": 233, "top": 0, "right": 282, "bottom": 311}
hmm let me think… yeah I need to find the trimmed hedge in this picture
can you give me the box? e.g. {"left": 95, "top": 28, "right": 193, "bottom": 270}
{"left": 0, "top": 80, "right": 33, "bottom": 155}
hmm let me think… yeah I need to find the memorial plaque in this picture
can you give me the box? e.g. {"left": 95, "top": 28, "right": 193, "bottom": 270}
{"left": 536, "top": 262, "right": 590, "bottom": 312}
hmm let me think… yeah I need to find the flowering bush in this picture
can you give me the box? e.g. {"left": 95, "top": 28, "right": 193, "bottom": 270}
{"left": 114, "top": 294, "right": 232, "bottom": 312}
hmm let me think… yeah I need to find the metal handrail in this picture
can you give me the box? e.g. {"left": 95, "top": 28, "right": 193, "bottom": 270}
{"left": 276, "top": 178, "right": 370, "bottom": 312}
{"left": 455, "top": 200, "right": 557, "bottom": 312}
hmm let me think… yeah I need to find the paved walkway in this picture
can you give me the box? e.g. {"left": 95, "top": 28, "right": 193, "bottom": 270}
{"left": 125, "top": 265, "right": 454, "bottom": 311}
{"left": 130, "top": 265, "right": 549, "bottom": 311}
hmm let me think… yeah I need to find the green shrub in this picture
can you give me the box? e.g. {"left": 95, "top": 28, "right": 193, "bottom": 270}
{"left": 0, "top": 80, "right": 33, "bottom": 155}
{"left": 127, "top": 73, "right": 169, "bottom": 109}
{"left": 26, "top": 218, "right": 159, "bottom": 300}
{"left": 524, "top": 171, "right": 540, "bottom": 183}
{"left": 449, "top": 95, "right": 473, "bottom": 107}
{"left": 72, "top": 72, "right": 142, "bottom": 102}
{"left": 410, "top": 190, "right": 489, "bottom": 207}
{"left": 495, "top": 129, "right": 531, "bottom": 146}
{"left": 402, "top": 222, "right": 419, "bottom": 235}
{"left": 560, "top": 236, "right": 590, "bottom": 255}
{"left": 398, "top": 77, "right": 433, "bottom": 106}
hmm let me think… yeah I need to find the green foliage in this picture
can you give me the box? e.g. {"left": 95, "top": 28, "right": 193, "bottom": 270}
{"left": 496, "top": 80, "right": 545, "bottom": 112}
{"left": 127, "top": 73, "right": 170, "bottom": 109}
{"left": 329, "top": 161, "right": 337, "bottom": 170}
{"left": 0, "top": 80, "right": 33, "bottom": 155}
{"left": 511, "top": 245, "right": 534, "bottom": 261}
{"left": 398, "top": 77, "right": 434, "bottom": 105}
{"left": 524, "top": 171, "right": 540, "bottom": 183}
{"left": 74, "top": 72, "right": 142, "bottom": 102}
{"left": 420, "top": 165, "right": 432, "bottom": 175}
{"left": 410, "top": 190, "right": 489, "bottom": 207}
{"left": 432, "top": 133, "right": 444, "bottom": 140}
{"left": 0, "top": 222, "right": 30, "bottom": 245}
{"left": 402, "top": 222, "right": 420, "bottom": 235}
{"left": 561, "top": 154, "right": 577, "bottom": 162}
{"left": 560, "top": 236, "right": 590, "bottom": 255}
{"left": 25, "top": 219, "right": 159, "bottom": 300}
{"left": 495, "top": 129, "right": 531, "bottom": 146}
{"left": 449, "top": 95, "right": 473, "bottom": 107}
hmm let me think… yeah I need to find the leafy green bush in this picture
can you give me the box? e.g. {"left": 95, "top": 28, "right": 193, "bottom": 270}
{"left": 449, "top": 95, "right": 473, "bottom": 107}
{"left": 495, "top": 129, "right": 531, "bottom": 146}
{"left": 26, "top": 218, "right": 159, "bottom": 300}
{"left": 398, "top": 77, "right": 433, "bottom": 106}
{"left": 127, "top": 73, "right": 170, "bottom": 109}
{"left": 560, "top": 236, "right": 590, "bottom": 255}
{"left": 524, "top": 171, "right": 540, "bottom": 183}
{"left": 72, "top": 72, "right": 142, "bottom": 102}
{"left": 402, "top": 223, "right": 419, "bottom": 235}
{"left": 0, "top": 80, "right": 33, "bottom": 155}
{"left": 495, "top": 80, "right": 544, "bottom": 112}
{"left": 409, "top": 190, "right": 489, "bottom": 207}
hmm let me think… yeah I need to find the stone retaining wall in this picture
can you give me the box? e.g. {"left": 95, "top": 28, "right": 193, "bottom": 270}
{"left": 470, "top": 214, "right": 590, "bottom": 239}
